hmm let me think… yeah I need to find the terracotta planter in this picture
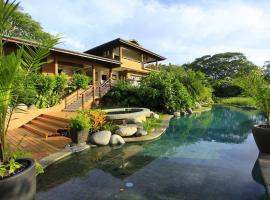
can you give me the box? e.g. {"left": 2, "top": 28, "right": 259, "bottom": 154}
{"left": 252, "top": 124, "right": 270, "bottom": 154}
{"left": 0, "top": 158, "right": 36, "bottom": 200}
{"left": 70, "top": 129, "right": 89, "bottom": 145}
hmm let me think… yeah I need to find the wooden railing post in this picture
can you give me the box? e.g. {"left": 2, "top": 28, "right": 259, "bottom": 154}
{"left": 82, "top": 94, "right": 85, "bottom": 110}
{"left": 76, "top": 90, "right": 79, "bottom": 100}
{"left": 65, "top": 98, "right": 67, "bottom": 109}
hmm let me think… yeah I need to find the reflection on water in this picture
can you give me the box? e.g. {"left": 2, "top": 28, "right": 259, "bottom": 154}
{"left": 37, "top": 106, "right": 267, "bottom": 200}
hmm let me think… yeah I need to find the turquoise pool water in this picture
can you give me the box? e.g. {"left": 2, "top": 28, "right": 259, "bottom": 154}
{"left": 37, "top": 106, "right": 267, "bottom": 200}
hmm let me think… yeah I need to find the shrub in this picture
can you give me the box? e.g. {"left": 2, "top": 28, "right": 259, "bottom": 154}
{"left": 70, "top": 73, "right": 90, "bottom": 90}
{"left": 55, "top": 74, "right": 68, "bottom": 95}
{"left": 143, "top": 116, "right": 163, "bottom": 132}
{"left": 102, "top": 80, "right": 141, "bottom": 107}
{"left": 68, "top": 113, "right": 91, "bottom": 131}
{"left": 79, "top": 109, "right": 106, "bottom": 133}
{"left": 140, "top": 72, "right": 193, "bottom": 113}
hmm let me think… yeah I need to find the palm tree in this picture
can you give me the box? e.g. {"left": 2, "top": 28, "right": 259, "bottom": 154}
{"left": 0, "top": 0, "right": 58, "bottom": 165}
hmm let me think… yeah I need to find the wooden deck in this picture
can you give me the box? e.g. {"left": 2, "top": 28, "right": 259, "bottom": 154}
{"left": 7, "top": 112, "right": 77, "bottom": 160}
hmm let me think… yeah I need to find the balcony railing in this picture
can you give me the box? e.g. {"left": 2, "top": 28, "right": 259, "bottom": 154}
{"left": 143, "top": 63, "right": 160, "bottom": 71}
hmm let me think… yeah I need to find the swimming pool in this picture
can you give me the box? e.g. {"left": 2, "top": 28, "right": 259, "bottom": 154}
{"left": 36, "top": 106, "right": 267, "bottom": 200}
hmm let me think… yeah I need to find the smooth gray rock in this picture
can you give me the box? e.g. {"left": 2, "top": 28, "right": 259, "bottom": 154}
{"left": 90, "top": 131, "right": 111, "bottom": 146}
{"left": 195, "top": 102, "right": 202, "bottom": 109}
{"left": 115, "top": 126, "right": 137, "bottom": 137}
{"left": 173, "top": 112, "right": 181, "bottom": 117}
{"left": 110, "top": 134, "right": 125, "bottom": 145}
{"left": 16, "top": 103, "right": 28, "bottom": 111}
{"left": 151, "top": 112, "right": 159, "bottom": 119}
{"left": 180, "top": 110, "right": 187, "bottom": 116}
{"left": 127, "top": 116, "right": 146, "bottom": 124}
{"left": 136, "top": 128, "right": 148, "bottom": 137}
{"left": 186, "top": 108, "right": 193, "bottom": 114}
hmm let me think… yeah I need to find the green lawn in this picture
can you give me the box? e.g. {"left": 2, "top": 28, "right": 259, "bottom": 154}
{"left": 216, "top": 97, "right": 256, "bottom": 106}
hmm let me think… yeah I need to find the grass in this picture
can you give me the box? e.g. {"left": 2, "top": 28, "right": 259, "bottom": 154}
{"left": 143, "top": 114, "right": 165, "bottom": 132}
{"left": 216, "top": 97, "right": 256, "bottom": 107}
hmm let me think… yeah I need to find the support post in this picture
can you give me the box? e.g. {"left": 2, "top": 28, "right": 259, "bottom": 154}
{"left": 54, "top": 56, "right": 58, "bottom": 75}
{"left": 141, "top": 54, "right": 144, "bottom": 69}
{"left": 119, "top": 46, "right": 123, "bottom": 62}
{"left": 82, "top": 94, "right": 85, "bottom": 110}
{"left": 155, "top": 60, "right": 158, "bottom": 71}
{"left": 109, "top": 68, "right": 112, "bottom": 89}
{"left": 92, "top": 65, "right": 96, "bottom": 102}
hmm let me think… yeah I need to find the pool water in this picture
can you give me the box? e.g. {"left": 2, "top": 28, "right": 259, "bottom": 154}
{"left": 37, "top": 106, "right": 268, "bottom": 200}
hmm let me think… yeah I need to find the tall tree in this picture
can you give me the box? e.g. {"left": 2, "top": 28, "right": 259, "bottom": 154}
{"left": 3, "top": 5, "right": 53, "bottom": 42}
{"left": 183, "top": 52, "right": 258, "bottom": 81}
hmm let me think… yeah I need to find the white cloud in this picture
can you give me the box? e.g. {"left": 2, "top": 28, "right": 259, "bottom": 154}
{"left": 20, "top": 0, "right": 270, "bottom": 66}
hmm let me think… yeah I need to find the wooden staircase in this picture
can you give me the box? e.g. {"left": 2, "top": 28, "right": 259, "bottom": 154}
{"left": 21, "top": 114, "right": 70, "bottom": 138}
{"left": 63, "top": 78, "right": 112, "bottom": 112}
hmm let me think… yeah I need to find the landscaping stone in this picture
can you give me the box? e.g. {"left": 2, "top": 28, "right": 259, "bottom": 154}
{"left": 110, "top": 134, "right": 125, "bottom": 145}
{"left": 180, "top": 110, "right": 187, "bottom": 116}
{"left": 195, "top": 102, "right": 202, "bottom": 109}
{"left": 127, "top": 116, "right": 146, "bottom": 124}
{"left": 136, "top": 128, "right": 148, "bottom": 137}
{"left": 90, "top": 131, "right": 111, "bottom": 146}
{"left": 186, "top": 108, "right": 193, "bottom": 114}
{"left": 16, "top": 103, "right": 28, "bottom": 111}
{"left": 173, "top": 112, "right": 181, "bottom": 117}
{"left": 115, "top": 126, "right": 137, "bottom": 137}
{"left": 151, "top": 112, "right": 160, "bottom": 119}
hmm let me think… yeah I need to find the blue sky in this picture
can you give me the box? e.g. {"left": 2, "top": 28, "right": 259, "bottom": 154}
{"left": 20, "top": 0, "right": 270, "bottom": 66}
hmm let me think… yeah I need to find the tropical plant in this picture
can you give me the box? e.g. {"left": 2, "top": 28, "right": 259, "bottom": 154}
{"left": 79, "top": 109, "right": 106, "bottom": 133}
{"left": 234, "top": 69, "right": 270, "bottom": 125}
{"left": 68, "top": 113, "right": 91, "bottom": 132}
{"left": 0, "top": 0, "right": 58, "bottom": 174}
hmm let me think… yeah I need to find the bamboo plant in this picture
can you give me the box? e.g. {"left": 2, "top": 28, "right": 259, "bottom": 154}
{"left": 0, "top": 0, "right": 58, "bottom": 171}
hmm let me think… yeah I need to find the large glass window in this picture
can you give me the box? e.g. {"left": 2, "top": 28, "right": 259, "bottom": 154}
{"left": 122, "top": 47, "right": 141, "bottom": 62}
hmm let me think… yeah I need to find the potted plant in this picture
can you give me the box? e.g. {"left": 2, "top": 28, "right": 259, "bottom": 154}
{"left": 235, "top": 69, "right": 270, "bottom": 154}
{"left": 68, "top": 113, "right": 91, "bottom": 145}
{"left": 0, "top": 1, "right": 57, "bottom": 199}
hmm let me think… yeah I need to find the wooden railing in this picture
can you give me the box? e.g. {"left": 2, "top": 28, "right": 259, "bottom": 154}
{"left": 97, "top": 78, "right": 112, "bottom": 98}
{"left": 64, "top": 89, "right": 82, "bottom": 109}
{"left": 80, "top": 85, "right": 94, "bottom": 109}
{"left": 64, "top": 78, "right": 112, "bottom": 109}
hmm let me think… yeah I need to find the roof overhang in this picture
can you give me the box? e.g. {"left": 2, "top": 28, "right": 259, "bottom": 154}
{"left": 85, "top": 38, "right": 166, "bottom": 61}
{"left": 2, "top": 36, "right": 121, "bottom": 67}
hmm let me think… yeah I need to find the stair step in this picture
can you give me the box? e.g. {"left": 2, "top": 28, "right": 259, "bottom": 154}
{"left": 23, "top": 124, "right": 58, "bottom": 138}
{"left": 36, "top": 117, "right": 68, "bottom": 127}
{"left": 30, "top": 120, "right": 62, "bottom": 132}
{"left": 41, "top": 114, "right": 70, "bottom": 123}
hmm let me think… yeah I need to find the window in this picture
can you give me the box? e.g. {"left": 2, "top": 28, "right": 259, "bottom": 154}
{"left": 122, "top": 47, "right": 141, "bottom": 62}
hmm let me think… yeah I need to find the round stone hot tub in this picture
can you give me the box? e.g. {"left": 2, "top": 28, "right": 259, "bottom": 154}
{"left": 104, "top": 108, "right": 151, "bottom": 120}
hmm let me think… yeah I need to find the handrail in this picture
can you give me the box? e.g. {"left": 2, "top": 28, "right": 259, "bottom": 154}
{"left": 64, "top": 78, "right": 112, "bottom": 110}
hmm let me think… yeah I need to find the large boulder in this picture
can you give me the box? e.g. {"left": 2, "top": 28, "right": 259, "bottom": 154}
{"left": 173, "top": 112, "right": 181, "bottom": 118}
{"left": 135, "top": 128, "right": 148, "bottom": 137}
{"left": 110, "top": 134, "right": 125, "bottom": 145}
{"left": 90, "top": 131, "right": 111, "bottom": 146}
{"left": 186, "top": 108, "right": 193, "bottom": 114}
{"left": 127, "top": 116, "right": 146, "bottom": 124}
{"left": 115, "top": 125, "right": 137, "bottom": 137}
